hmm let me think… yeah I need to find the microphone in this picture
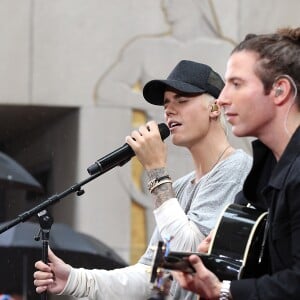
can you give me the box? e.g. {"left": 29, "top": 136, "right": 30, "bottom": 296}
{"left": 87, "top": 123, "right": 170, "bottom": 175}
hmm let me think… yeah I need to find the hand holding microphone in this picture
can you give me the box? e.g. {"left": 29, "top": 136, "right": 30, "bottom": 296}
{"left": 87, "top": 122, "right": 170, "bottom": 175}
{"left": 126, "top": 121, "right": 169, "bottom": 170}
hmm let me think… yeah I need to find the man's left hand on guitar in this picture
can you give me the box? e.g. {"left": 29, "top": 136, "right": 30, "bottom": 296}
{"left": 198, "top": 229, "right": 214, "bottom": 253}
{"left": 172, "top": 254, "right": 224, "bottom": 300}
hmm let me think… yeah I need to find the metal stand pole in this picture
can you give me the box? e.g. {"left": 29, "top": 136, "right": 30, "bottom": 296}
{"left": 36, "top": 210, "right": 53, "bottom": 300}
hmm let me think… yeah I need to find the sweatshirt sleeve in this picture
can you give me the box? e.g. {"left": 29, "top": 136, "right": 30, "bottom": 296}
{"left": 154, "top": 197, "right": 205, "bottom": 251}
{"left": 61, "top": 263, "right": 152, "bottom": 300}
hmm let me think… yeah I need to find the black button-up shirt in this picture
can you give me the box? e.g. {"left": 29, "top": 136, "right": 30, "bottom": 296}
{"left": 232, "top": 126, "right": 300, "bottom": 300}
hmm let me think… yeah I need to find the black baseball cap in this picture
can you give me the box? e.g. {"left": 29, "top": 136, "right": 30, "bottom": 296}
{"left": 143, "top": 60, "right": 224, "bottom": 105}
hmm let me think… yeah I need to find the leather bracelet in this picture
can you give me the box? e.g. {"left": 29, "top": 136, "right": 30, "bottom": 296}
{"left": 220, "top": 280, "right": 231, "bottom": 300}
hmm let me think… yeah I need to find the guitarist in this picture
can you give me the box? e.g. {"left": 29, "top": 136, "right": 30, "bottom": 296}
{"left": 173, "top": 27, "right": 300, "bottom": 300}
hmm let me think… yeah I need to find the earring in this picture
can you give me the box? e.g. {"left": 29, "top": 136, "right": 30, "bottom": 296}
{"left": 275, "top": 86, "right": 283, "bottom": 97}
{"left": 211, "top": 103, "right": 219, "bottom": 112}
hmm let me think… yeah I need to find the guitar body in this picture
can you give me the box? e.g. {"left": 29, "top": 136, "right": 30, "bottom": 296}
{"left": 151, "top": 203, "right": 268, "bottom": 284}
{"left": 208, "top": 203, "right": 268, "bottom": 279}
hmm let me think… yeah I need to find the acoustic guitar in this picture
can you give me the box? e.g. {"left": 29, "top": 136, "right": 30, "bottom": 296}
{"left": 150, "top": 203, "right": 268, "bottom": 288}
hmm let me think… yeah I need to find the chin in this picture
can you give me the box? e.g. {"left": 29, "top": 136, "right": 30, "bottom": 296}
{"left": 172, "top": 137, "right": 184, "bottom": 147}
{"left": 232, "top": 126, "right": 251, "bottom": 138}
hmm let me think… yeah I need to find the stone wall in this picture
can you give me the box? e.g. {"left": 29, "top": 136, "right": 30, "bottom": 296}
{"left": 0, "top": 0, "right": 299, "bottom": 268}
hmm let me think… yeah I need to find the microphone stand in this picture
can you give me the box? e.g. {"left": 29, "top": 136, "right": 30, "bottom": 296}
{"left": 0, "top": 172, "right": 101, "bottom": 234}
{"left": 0, "top": 171, "right": 102, "bottom": 299}
{"left": 35, "top": 210, "right": 53, "bottom": 300}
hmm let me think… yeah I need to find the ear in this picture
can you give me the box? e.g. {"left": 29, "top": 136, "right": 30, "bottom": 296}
{"left": 272, "top": 77, "right": 293, "bottom": 105}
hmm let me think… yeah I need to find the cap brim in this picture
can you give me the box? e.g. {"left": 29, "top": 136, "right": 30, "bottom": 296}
{"left": 143, "top": 79, "right": 205, "bottom": 106}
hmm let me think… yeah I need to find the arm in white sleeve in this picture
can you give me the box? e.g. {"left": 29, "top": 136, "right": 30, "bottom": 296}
{"left": 154, "top": 198, "right": 205, "bottom": 251}
{"left": 61, "top": 263, "right": 152, "bottom": 300}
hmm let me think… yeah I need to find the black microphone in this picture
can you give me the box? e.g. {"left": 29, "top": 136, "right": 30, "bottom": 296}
{"left": 87, "top": 123, "right": 170, "bottom": 175}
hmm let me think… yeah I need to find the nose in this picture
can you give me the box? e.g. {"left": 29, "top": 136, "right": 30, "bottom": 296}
{"left": 217, "top": 88, "right": 231, "bottom": 107}
{"left": 164, "top": 102, "right": 177, "bottom": 117}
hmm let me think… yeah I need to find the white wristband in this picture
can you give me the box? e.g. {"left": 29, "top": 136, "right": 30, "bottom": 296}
{"left": 220, "top": 280, "right": 231, "bottom": 300}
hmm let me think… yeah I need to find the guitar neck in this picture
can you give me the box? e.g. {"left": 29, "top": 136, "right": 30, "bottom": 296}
{"left": 164, "top": 251, "right": 242, "bottom": 280}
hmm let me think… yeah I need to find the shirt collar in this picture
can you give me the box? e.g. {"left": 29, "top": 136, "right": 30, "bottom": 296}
{"left": 269, "top": 126, "right": 300, "bottom": 189}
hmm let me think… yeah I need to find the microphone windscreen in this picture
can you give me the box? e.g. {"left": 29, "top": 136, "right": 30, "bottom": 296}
{"left": 157, "top": 123, "right": 170, "bottom": 140}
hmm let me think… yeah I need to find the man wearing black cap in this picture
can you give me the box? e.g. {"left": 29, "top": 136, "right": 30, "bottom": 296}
{"left": 34, "top": 60, "right": 252, "bottom": 299}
